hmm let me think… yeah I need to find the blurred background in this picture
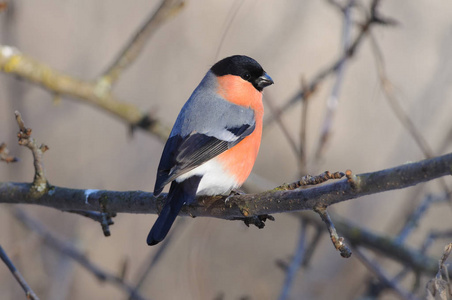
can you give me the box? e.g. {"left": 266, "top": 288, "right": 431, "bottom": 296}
{"left": 1, "top": 0, "right": 452, "bottom": 299}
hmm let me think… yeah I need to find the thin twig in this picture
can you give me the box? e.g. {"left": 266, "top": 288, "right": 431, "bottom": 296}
{"left": 314, "top": 205, "right": 352, "bottom": 258}
{"left": 334, "top": 216, "right": 441, "bottom": 274}
{"left": 394, "top": 194, "right": 436, "bottom": 245}
{"left": 302, "top": 225, "right": 324, "bottom": 267}
{"left": 16, "top": 111, "right": 118, "bottom": 236}
{"left": 387, "top": 193, "right": 450, "bottom": 291}
{"left": 437, "top": 126, "right": 452, "bottom": 155}
{"left": 264, "top": 0, "right": 396, "bottom": 128}
{"left": 263, "top": 93, "right": 300, "bottom": 159}
{"left": 368, "top": 30, "right": 452, "bottom": 207}
{"left": 15, "top": 111, "right": 49, "bottom": 196}
{"left": 0, "top": 244, "right": 40, "bottom": 300}
{"left": 13, "top": 208, "right": 148, "bottom": 300}
{"left": 276, "top": 171, "right": 344, "bottom": 191}
{"left": 129, "top": 219, "right": 186, "bottom": 300}
{"left": 353, "top": 247, "right": 418, "bottom": 300}
{"left": 315, "top": 0, "right": 354, "bottom": 161}
{"left": 0, "top": 142, "right": 19, "bottom": 163}
{"left": 439, "top": 243, "right": 452, "bottom": 278}
{"left": 214, "top": 0, "right": 245, "bottom": 61}
{"left": 368, "top": 33, "right": 434, "bottom": 159}
{"left": 299, "top": 78, "right": 310, "bottom": 173}
{"left": 299, "top": 212, "right": 450, "bottom": 276}
{"left": 101, "top": 0, "right": 185, "bottom": 86}
{"left": 421, "top": 230, "right": 452, "bottom": 256}
{"left": 278, "top": 219, "right": 307, "bottom": 300}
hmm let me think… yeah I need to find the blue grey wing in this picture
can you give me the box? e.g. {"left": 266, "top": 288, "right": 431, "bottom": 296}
{"left": 153, "top": 123, "right": 255, "bottom": 196}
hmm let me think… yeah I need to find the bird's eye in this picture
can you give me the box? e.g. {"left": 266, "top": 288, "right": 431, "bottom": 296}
{"left": 242, "top": 73, "right": 251, "bottom": 81}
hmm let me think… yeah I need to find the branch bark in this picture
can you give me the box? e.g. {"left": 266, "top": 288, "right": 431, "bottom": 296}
{"left": 0, "top": 153, "right": 451, "bottom": 219}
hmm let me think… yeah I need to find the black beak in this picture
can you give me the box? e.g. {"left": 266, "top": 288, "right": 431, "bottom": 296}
{"left": 256, "top": 73, "right": 274, "bottom": 89}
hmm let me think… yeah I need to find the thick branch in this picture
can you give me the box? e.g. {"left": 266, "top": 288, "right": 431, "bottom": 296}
{"left": 0, "top": 153, "right": 451, "bottom": 219}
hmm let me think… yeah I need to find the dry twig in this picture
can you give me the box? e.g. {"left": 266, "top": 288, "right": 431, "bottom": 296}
{"left": 314, "top": 205, "right": 352, "bottom": 258}
{"left": 354, "top": 247, "right": 417, "bottom": 300}
{"left": 394, "top": 194, "right": 438, "bottom": 245}
{"left": 263, "top": 93, "right": 300, "bottom": 159}
{"left": 264, "top": 0, "right": 396, "bottom": 128}
{"left": 298, "top": 77, "right": 311, "bottom": 173}
{"left": 368, "top": 33, "right": 434, "bottom": 159}
{"left": 13, "top": 209, "right": 148, "bottom": 300}
{"left": 15, "top": 111, "right": 49, "bottom": 196}
{"left": 101, "top": 0, "right": 185, "bottom": 86}
{"left": 299, "top": 212, "right": 450, "bottom": 276}
{"left": 129, "top": 219, "right": 186, "bottom": 300}
{"left": 0, "top": 244, "right": 40, "bottom": 300}
{"left": 279, "top": 219, "right": 308, "bottom": 300}
{"left": 426, "top": 243, "right": 452, "bottom": 300}
{"left": 276, "top": 171, "right": 344, "bottom": 191}
{"left": 315, "top": 0, "right": 355, "bottom": 161}
{"left": 0, "top": 142, "right": 18, "bottom": 163}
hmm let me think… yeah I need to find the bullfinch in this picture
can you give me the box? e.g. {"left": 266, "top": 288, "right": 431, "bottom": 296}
{"left": 147, "top": 55, "right": 273, "bottom": 246}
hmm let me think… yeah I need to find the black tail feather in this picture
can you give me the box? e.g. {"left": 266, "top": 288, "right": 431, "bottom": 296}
{"left": 147, "top": 176, "right": 201, "bottom": 246}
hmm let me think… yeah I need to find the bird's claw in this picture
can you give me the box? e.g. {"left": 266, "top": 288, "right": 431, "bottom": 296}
{"left": 224, "top": 189, "right": 245, "bottom": 203}
{"left": 241, "top": 214, "right": 275, "bottom": 229}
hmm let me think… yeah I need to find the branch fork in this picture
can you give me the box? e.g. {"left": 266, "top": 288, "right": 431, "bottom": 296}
{"left": 15, "top": 111, "right": 50, "bottom": 196}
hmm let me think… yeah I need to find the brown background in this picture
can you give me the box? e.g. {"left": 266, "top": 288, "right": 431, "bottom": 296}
{"left": 1, "top": 1, "right": 452, "bottom": 299}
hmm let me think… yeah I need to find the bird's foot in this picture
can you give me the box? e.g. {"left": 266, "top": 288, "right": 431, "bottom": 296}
{"left": 224, "top": 189, "right": 245, "bottom": 203}
{"left": 238, "top": 214, "right": 275, "bottom": 229}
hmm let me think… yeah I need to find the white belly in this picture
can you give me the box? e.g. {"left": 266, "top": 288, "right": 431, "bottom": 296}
{"left": 175, "top": 158, "right": 239, "bottom": 196}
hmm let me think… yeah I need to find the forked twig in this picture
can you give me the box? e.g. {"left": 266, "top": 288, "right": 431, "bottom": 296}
{"left": 15, "top": 111, "right": 49, "bottom": 196}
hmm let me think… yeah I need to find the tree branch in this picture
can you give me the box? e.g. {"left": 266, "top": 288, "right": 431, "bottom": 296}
{"left": 13, "top": 209, "right": 148, "bottom": 300}
{"left": 0, "top": 45, "right": 170, "bottom": 141}
{"left": 14, "top": 111, "right": 49, "bottom": 196}
{"left": 299, "top": 211, "right": 452, "bottom": 277}
{"left": 0, "top": 244, "right": 40, "bottom": 300}
{"left": 278, "top": 219, "right": 307, "bottom": 300}
{"left": 315, "top": 0, "right": 354, "bottom": 161}
{"left": 100, "top": 0, "right": 185, "bottom": 86}
{"left": 0, "top": 153, "right": 451, "bottom": 219}
{"left": 353, "top": 247, "right": 417, "bottom": 300}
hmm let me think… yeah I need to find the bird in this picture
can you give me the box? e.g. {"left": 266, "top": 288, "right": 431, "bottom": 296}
{"left": 147, "top": 55, "right": 273, "bottom": 246}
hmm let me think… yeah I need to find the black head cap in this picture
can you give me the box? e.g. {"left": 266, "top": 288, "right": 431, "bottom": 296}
{"left": 211, "top": 55, "right": 273, "bottom": 92}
